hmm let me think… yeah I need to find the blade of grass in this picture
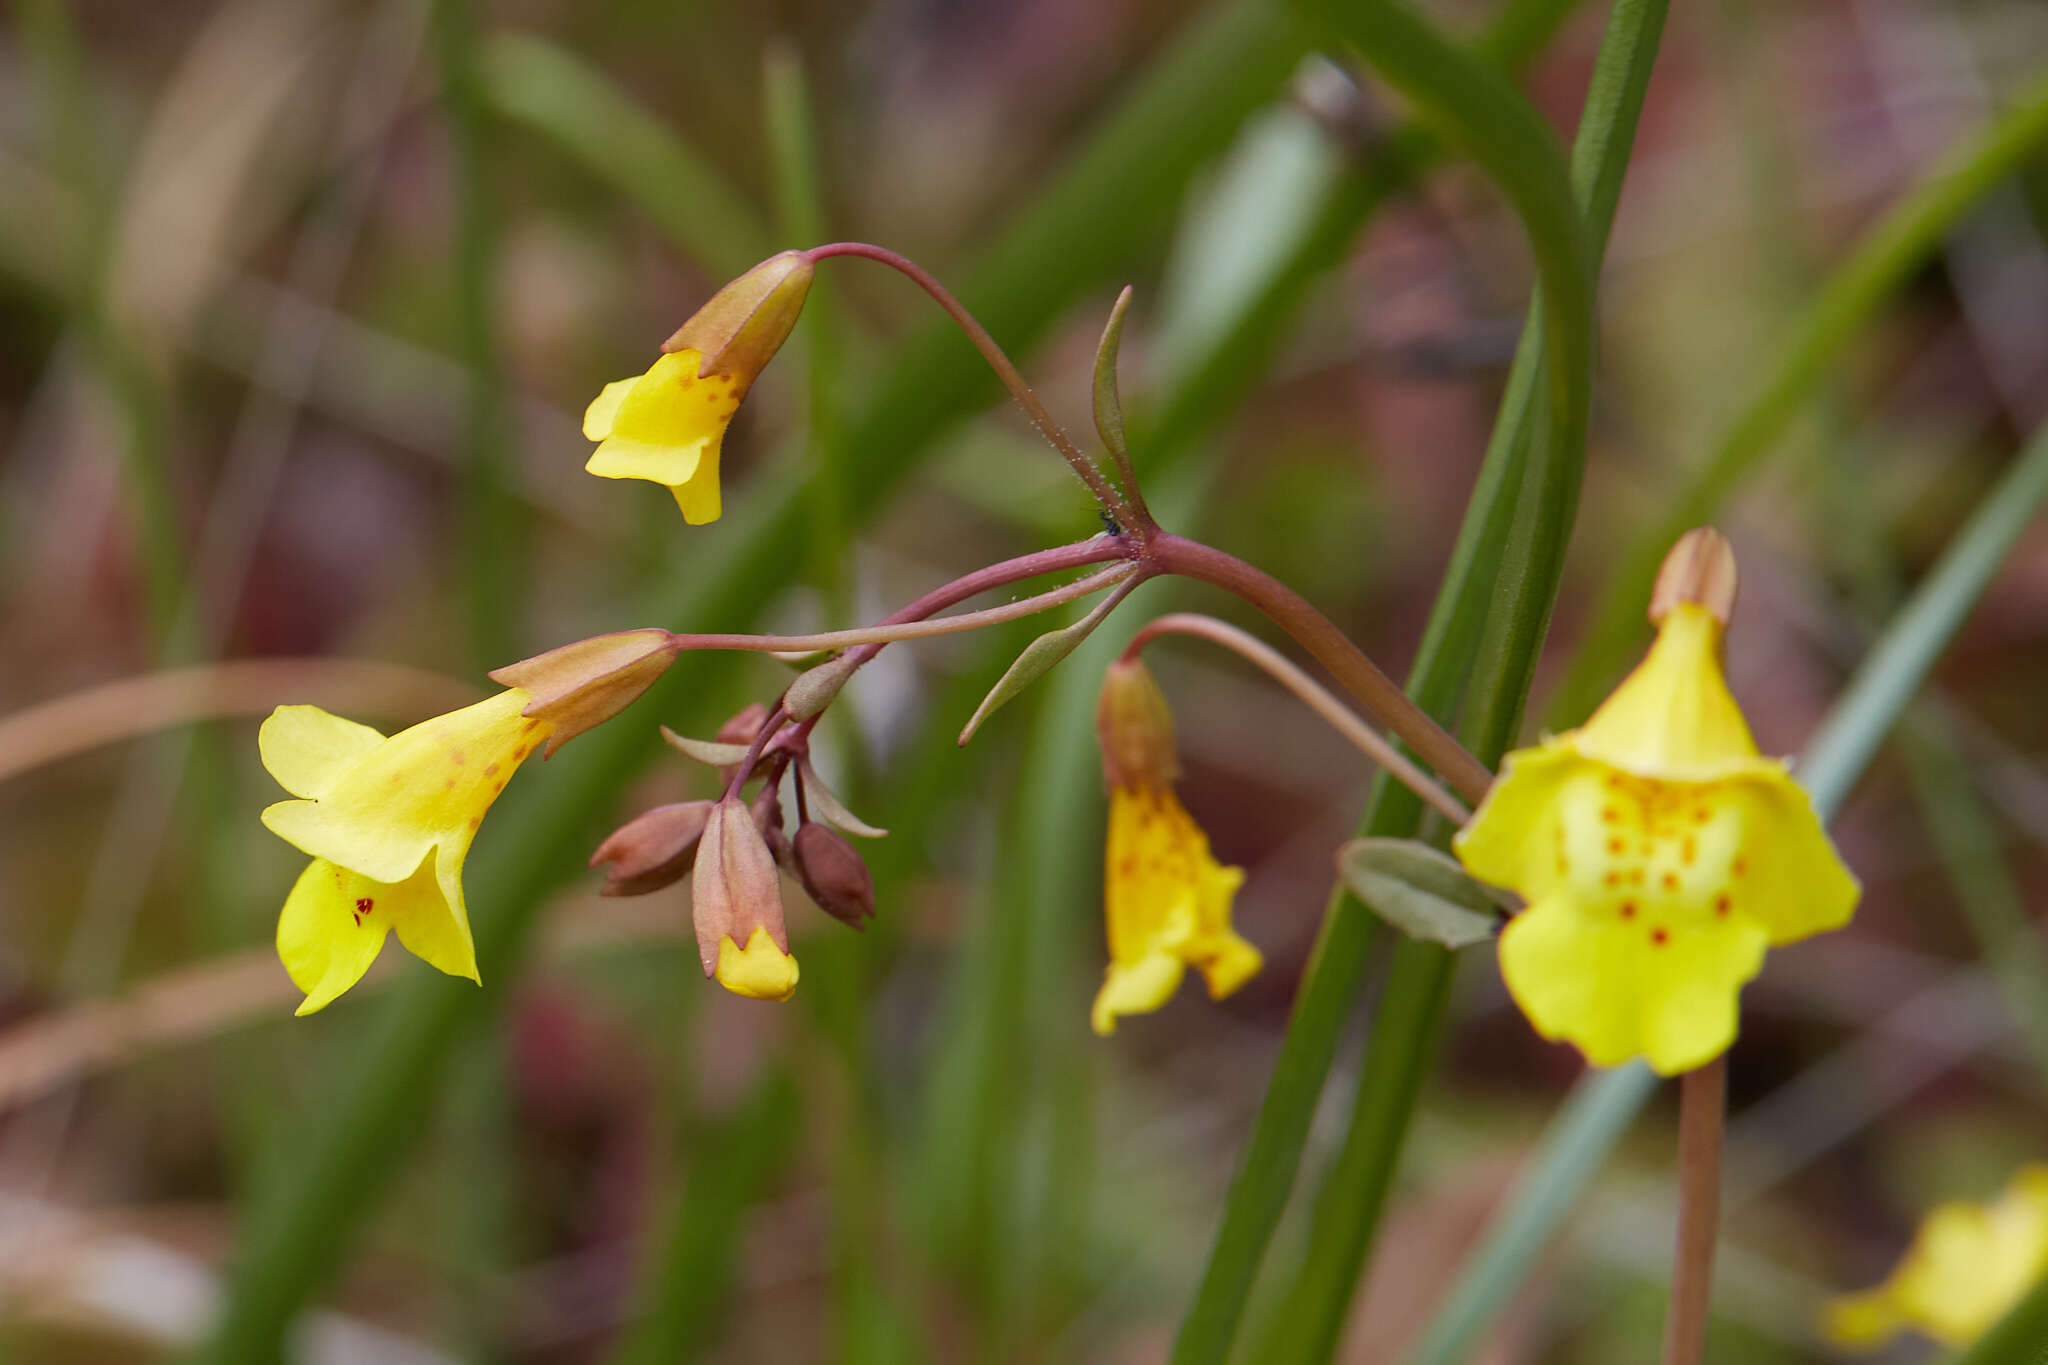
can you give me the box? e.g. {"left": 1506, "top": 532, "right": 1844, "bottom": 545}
{"left": 196, "top": 8, "right": 1312, "bottom": 1355}
{"left": 1552, "top": 66, "right": 2048, "bottom": 725}
{"left": 478, "top": 32, "right": 769, "bottom": 277}
{"left": 1404, "top": 415, "right": 2048, "bottom": 1363}
{"left": 1250, "top": 5, "right": 1664, "bottom": 1359}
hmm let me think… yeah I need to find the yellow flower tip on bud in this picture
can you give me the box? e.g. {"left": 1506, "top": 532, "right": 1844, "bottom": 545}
{"left": 1453, "top": 535, "right": 1858, "bottom": 1074}
{"left": 1096, "top": 657, "right": 1178, "bottom": 790}
{"left": 1091, "top": 783, "right": 1258, "bottom": 1037}
{"left": 1649, "top": 525, "right": 1739, "bottom": 626}
{"left": 690, "top": 797, "right": 792, "bottom": 990}
{"left": 590, "top": 799, "right": 714, "bottom": 896}
{"left": 715, "top": 926, "right": 801, "bottom": 1002}
{"left": 489, "top": 629, "right": 682, "bottom": 757}
{"left": 1823, "top": 1165, "right": 2048, "bottom": 1351}
{"left": 258, "top": 689, "right": 553, "bottom": 1014}
{"left": 584, "top": 252, "right": 813, "bottom": 525}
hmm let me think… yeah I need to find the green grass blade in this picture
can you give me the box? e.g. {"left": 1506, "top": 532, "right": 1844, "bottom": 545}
{"left": 1552, "top": 66, "right": 2048, "bottom": 726}
{"left": 478, "top": 32, "right": 770, "bottom": 276}
{"left": 196, "top": 8, "right": 1310, "bottom": 1355}
{"left": 1219, "top": 5, "right": 1663, "bottom": 1361}
{"left": 1404, "top": 416, "right": 2048, "bottom": 1363}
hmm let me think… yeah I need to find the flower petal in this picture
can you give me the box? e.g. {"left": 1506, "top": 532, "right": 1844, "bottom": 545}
{"left": 1498, "top": 894, "right": 1767, "bottom": 1075}
{"left": 1725, "top": 769, "right": 1860, "bottom": 945}
{"left": 1575, "top": 604, "right": 1761, "bottom": 779}
{"left": 582, "top": 377, "right": 637, "bottom": 440}
{"left": 715, "top": 927, "right": 799, "bottom": 1001}
{"left": 586, "top": 432, "right": 707, "bottom": 486}
{"left": 259, "top": 705, "right": 385, "bottom": 800}
{"left": 262, "top": 798, "right": 434, "bottom": 884}
{"left": 1452, "top": 742, "right": 1589, "bottom": 896}
{"left": 1091, "top": 953, "right": 1186, "bottom": 1036}
{"left": 277, "top": 859, "right": 394, "bottom": 1016}
{"left": 670, "top": 449, "right": 723, "bottom": 525}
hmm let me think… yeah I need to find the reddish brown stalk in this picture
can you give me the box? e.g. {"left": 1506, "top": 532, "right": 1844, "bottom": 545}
{"left": 1661, "top": 1056, "right": 1727, "bottom": 1365}
{"left": 804, "top": 241, "right": 1137, "bottom": 525}
{"left": 1145, "top": 534, "right": 1493, "bottom": 805}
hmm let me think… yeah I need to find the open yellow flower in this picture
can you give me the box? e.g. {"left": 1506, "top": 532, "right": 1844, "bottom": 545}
{"left": 1824, "top": 1164, "right": 2048, "bottom": 1350}
{"left": 584, "top": 250, "right": 813, "bottom": 525}
{"left": 1091, "top": 658, "right": 1261, "bottom": 1036}
{"left": 1453, "top": 530, "right": 1858, "bottom": 1074}
{"left": 259, "top": 690, "right": 551, "bottom": 1015}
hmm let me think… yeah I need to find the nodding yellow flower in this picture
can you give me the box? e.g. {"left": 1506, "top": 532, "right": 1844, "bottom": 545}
{"left": 584, "top": 251, "right": 813, "bottom": 525}
{"left": 1091, "top": 659, "right": 1261, "bottom": 1036}
{"left": 258, "top": 690, "right": 551, "bottom": 1015}
{"left": 1824, "top": 1165, "right": 2048, "bottom": 1350}
{"left": 1452, "top": 529, "right": 1858, "bottom": 1075}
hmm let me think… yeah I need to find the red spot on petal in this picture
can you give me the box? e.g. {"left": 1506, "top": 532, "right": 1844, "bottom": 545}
{"left": 484, "top": 763, "right": 501, "bottom": 777}
{"left": 1601, "top": 806, "right": 1619, "bottom": 823}
{"left": 1733, "top": 857, "right": 1748, "bottom": 878}
{"left": 1608, "top": 838, "right": 1625, "bottom": 854}
{"left": 1651, "top": 927, "right": 1669, "bottom": 946}
{"left": 1662, "top": 872, "right": 1679, "bottom": 891}
{"left": 1693, "top": 808, "right": 1711, "bottom": 823}
{"left": 450, "top": 750, "right": 466, "bottom": 765}
{"left": 1605, "top": 872, "right": 1621, "bottom": 887}
{"left": 1620, "top": 901, "right": 1637, "bottom": 920}
{"left": 1715, "top": 895, "right": 1731, "bottom": 916}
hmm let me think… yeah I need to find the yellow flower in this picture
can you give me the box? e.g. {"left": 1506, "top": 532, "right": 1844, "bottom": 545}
{"left": 258, "top": 690, "right": 551, "bottom": 1015}
{"left": 584, "top": 250, "right": 813, "bottom": 525}
{"left": 1091, "top": 658, "right": 1261, "bottom": 1036}
{"left": 1452, "top": 531, "right": 1857, "bottom": 1074}
{"left": 1093, "top": 784, "right": 1261, "bottom": 1035}
{"left": 583, "top": 349, "right": 738, "bottom": 525}
{"left": 1824, "top": 1165, "right": 2048, "bottom": 1349}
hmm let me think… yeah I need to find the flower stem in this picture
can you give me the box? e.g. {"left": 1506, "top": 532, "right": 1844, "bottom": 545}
{"left": 1146, "top": 533, "right": 1494, "bottom": 805}
{"left": 1661, "top": 1055, "right": 1726, "bottom": 1365}
{"left": 1123, "top": 613, "right": 1469, "bottom": 826}
{"left": 804, "top": 241, "right": 1135, "bottom": 523}
{"left": 672, "top": 562, "right": 1137, "bottom": 654}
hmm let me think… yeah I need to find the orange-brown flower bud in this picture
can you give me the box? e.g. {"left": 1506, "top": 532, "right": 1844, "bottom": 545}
{"left": 691, "top": 797, "right": 797, "bottom": 1000}
{"left": 589, "top": 800, "right": 713, "bottom": 897}
{"left": 1649, "top": 526, "right": 1738, "bottom": 626}
{"left": 662, "top": 249, "right": 814, "bottom": 390}
{"left": 793, "top": 822, "right": 876, "bottom": 930}
{"left": 1096, "top": 657, "right": 1178, "bottom": 790}
{"left": 489, "top": 629, "right": 683, "bottom": 757}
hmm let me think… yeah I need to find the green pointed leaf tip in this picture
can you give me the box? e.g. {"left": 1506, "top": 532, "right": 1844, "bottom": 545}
{"left": 958, "top": 619, "right": 1097, "bottom": 747}
{"left": 1335, "top": 838, "right": 1506, "bottom": 949}
{"left": 1093, "top": 285, "right": 1134, "bottom": 464}
{"left": 660, "top": 728, "right": 754, "bottom": 767}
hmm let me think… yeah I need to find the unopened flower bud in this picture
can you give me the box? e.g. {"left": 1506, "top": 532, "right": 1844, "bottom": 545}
{"left": 793, "top": 822, "right": 876, "bottom": 930}
{"left": 662, "top": 249, "right": 814, "bottom": 384}
{"left": 589, "top": 800, "right": 713, "bottom": 896}
{"left": 716, "top": 702, "right": 772, "bottom": 784}
{"left": 489, "top": 629, "right": 683, "bottom": 756}
{"left": 783, "top": 653, "right": 858, "bottom": 721}
{"left": 1096, "top": 657, "right": 1178, "bottom": 790}
{"left": 691, "top": 797, "right": 798, "bottom": 1001}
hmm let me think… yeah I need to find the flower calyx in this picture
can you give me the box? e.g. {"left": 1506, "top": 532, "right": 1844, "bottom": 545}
{"left": 691, "top": 797, "right": 798, "bottom": 1002}
{"left": 792, "top": 822, "right": 876, "bottom": 930}
{"left": 489, "top": 629, "right": 683, "bottom": 756}
{"left": 1096, "top": 657, "right": 1177, "bottom": 790}
{"left": 590, "top": 800, "right": 714, "bottom": 896}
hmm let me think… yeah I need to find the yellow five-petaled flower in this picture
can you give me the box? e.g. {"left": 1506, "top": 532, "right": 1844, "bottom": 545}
{"left": 1453, "top": 529, "right": 1858, "bottom": 1075}
{"left": 259, "top": 690, "right": 551, "bottom": 1014}
{"left": 1091, "top": 657, "right": 1261, "bottom": 1036}
{"left": 1824, "top": 1164, "right": 2048, "bottom": 1350}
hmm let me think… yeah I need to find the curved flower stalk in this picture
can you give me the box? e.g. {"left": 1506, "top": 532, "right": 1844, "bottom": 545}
{"left": 1090, "top": 657, "right": 1260, "bottom": 1035}
{"left": 1825, "top": 1165, "right": 2048, "bottom": 1350}
{"left": 258, "top": 690, "right": 552, "bottom": 1014}
{"left": 1454, "top": 529, "right": 1860, "bottom": 1074}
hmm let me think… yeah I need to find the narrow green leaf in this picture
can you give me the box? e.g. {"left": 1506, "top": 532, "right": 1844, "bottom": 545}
{"left": 1093, "top": 285, "right": 1135, "bottom": 470}
{"left": 957, "top": 582, "right": 1130, "bottom": 747}
{"left": 1552, "top": 66, "right": 2048, "bottom": 726}
{"left": 1407, "top": 416, "right": 2048, "bottom": 1362}
{"left": 659, "top": 728, "right": 751, "bottom": 767}
{"left": 798, "top": 759, "right": 889, "bottom": 840}
{"left": 1336, "top": 839, "right": 1505, "bottom": 949}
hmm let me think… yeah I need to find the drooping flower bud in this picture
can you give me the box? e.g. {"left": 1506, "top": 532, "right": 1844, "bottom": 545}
{"left": 589, "top": 800, "right": 714, "bottom": 897}
{"left": 793, "top": 822, "right": 876, "bottom": 930}
{"left": 690, "top": 797, "right": 798, "bottom": 1001}
{"left": 583, "top": 252, "right": 815, "bottom": 525}
{"left": 489, "top": 629, "right": 683, "bottom": 756}
{"left": 1096, "top": 657, "right": 1178, "bottom": 790}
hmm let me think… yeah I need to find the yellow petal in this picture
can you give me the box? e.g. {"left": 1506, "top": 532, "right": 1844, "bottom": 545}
{"left": 586, "top": 432, "right": 707, "bottom": 486}
{"left": 1451, "top": 741, "right": 1587, "bottom": 898}
{"left": 1722, "top": 770, "right": 1860, "bottom": 945}
{"left": 670, "top": 450, "right": 723, "bottom": 525}
{"left": 1574, "top": 603, "right": 1760, "bottom": 779}
{"left": 259, "top": 705, "right": 385, "bottom": 800}
{"left": 1194, "top": 929, "right": 1262, "bottom": 1000}
{"left": 715, "top": 927, "right": 799, "bottom": 1001}
{"left": 582, "top": 377, "right": 638, "bottom": 440}
{"left": 1497, "top": 893, "right": 1767, "bottom": 1074}
{"left": 1091, "top": 953, "right": 1186, "bottom": 1035}
{"left": 278, "top": 859, "right": 393, "bottom": 1015}
{"left": 1822, "top": 1288, "right": 1903, "bottom": 1349}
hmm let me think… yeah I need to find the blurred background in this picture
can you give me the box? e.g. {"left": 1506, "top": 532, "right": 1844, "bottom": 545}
{"left": 2, "top": 0, "right": 2048, "bottom": 1360}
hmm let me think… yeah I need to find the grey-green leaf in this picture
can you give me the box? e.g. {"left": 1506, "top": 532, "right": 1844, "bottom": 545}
{"left": 660, "top": 728, "right": 753, "bottom": 767}
{"left": 1335, "top": 838, "right": 1507, "bottom": 949}
{"left": 957, "top": 581, "right": 1132, "bottom": 746}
